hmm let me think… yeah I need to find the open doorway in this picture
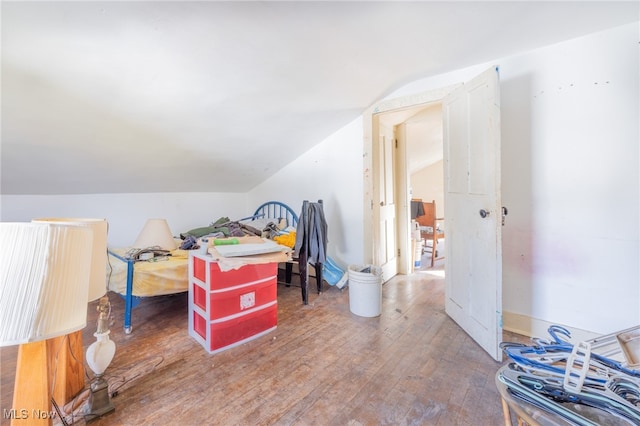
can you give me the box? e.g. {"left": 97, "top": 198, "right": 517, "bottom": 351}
{"left": 362, "top": 84, "right": 458, "bottom": 280}
{"left": 373, "top": 100, "right": 446, "bottom": 277}
{"left": 401, "top": 103, "right": 445, "bottom": 273}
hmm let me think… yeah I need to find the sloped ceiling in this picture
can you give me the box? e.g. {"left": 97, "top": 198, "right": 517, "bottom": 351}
{"left": 406, "top": 105, "right": 444, "bottom": 175}
{"left": 1, "top": 1, "right": 637, "bottom": 195}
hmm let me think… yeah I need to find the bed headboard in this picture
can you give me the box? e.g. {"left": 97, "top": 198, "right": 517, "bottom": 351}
{"left": 253, "top": 201, "right": 298, "bottom": 227}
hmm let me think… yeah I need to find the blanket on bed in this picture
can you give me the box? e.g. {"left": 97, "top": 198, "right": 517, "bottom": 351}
{"left": 107, "top": 248, "right": 189, "bottom": 297}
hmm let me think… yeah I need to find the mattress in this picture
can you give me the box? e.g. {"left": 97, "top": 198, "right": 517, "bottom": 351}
{"left": 107, "top": 248, "right": 190, "bottom": 297}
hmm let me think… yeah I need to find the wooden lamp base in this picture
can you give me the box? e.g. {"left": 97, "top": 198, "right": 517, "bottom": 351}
{"left": 11, "top": 331, "right": 86, "bottom": 426}
{"left": 12, "top": 340, "right": 54, "bottom": 425}
{"left": 49, "top": 331, "right": 86, "bottom": 406}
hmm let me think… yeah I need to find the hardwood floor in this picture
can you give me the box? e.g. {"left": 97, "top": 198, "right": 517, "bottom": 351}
{"left": 1, "top": 265, "right": 521, "bottom": 425}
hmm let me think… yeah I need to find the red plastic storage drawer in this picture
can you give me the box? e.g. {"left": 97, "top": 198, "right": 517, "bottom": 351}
{"left": 208, "top": 277, "right": 276, "bottom": 320}
{"left": 191, "top": 256, "right": 277, "bottom": 291}
{"left": 193, "top": 302, "right": 278, "bottom": 354}
{"left": 192, "top": 255, "right": 207, "bottom": 282}
{"left": 192, "top": 282, "right": 207, "bottom": 312}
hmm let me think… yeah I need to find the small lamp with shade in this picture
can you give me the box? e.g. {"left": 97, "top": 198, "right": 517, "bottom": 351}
{"left": 31, "top": 217, "right": 115, "bottom": 420}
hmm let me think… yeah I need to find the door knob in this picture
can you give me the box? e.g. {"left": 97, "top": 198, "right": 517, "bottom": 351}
{"left": 479, "top": 209, "right": 490, "bottom": 218}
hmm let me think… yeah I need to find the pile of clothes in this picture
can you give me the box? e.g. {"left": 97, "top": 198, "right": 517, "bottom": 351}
{"left": 178, "top": 217, "right": 284, "bottom": 250}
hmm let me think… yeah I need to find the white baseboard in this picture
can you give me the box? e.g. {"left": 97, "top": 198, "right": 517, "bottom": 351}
{"left": 503, "top": 311, "right": 599, "bottom": 343}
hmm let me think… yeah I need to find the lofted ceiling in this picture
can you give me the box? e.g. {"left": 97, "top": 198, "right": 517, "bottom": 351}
{"left": 1, "top": 1, "right": 637, "bottom": 195}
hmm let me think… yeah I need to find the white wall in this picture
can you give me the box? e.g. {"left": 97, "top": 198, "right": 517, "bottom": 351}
{"left": 410, "top": 160, "right": 444, "bottom": 217}
{"left": 247, "top": 119, "right": 365, "bottom": 271}
{"left": 0, "top": 192, "right": 249, "bottom": 247}
{"left": 499, "top": 22, "right": 639, "bottom": 336}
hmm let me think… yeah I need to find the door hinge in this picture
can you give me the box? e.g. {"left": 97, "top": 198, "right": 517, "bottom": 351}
{"left": 398, "top": 248, "right": 401, "bottom": 257}
{"left": 395, "top": 139, "right": 398, "bottom": 148}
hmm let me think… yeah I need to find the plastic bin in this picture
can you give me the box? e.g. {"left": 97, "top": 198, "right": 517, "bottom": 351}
{"left": 414, "top": 240, "right": 423, "bottom": 268}
{"left": 348, "top": 264, "right": 383, "bottom": 317}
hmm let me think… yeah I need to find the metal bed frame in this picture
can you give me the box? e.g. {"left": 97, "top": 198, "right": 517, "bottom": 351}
{"left": 107, "top": 250, "right": 138, "bottom": 334}
{"left": 253, "top": 201, "right": 299, "bottom": 228}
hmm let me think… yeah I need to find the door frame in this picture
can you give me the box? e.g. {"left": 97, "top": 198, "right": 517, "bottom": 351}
{"left": 363, "top": 84, "right": 460, "bottom": 270}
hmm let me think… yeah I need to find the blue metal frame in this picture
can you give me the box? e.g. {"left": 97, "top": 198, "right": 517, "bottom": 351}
{"left": 108, "top": 250, "right": 141, "bottom": 334}
{"left": 253, "top": 201, "right": 298, "bottom": 227}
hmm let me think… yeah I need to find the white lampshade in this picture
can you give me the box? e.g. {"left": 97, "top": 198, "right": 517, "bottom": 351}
{"left": 0, "top": 222, "right": 94, "bottom": 346}
{"left": 132, "top": 218, "right": 177, "bottom": 250}
{"left": 33, "top": 217, "right": 108, "bottom": 302}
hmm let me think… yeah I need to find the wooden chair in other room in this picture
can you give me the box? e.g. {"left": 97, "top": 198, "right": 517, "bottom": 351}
{"left": 415, "top": 200, "right": 445, "bottom": 267}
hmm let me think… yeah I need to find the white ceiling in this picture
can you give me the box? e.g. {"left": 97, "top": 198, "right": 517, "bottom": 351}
{"left": 2, "top": 1, "right": 637, "bottom": 195}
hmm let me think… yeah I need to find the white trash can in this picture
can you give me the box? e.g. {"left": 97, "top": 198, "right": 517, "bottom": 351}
{"left": 348, "top": 265, "right": 383, "bottom": 317}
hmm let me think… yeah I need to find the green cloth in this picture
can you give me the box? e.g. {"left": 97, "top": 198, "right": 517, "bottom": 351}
{"left": 181, "top": 226, "right": 226, "bottom": 238}
{"left": 181, "top": 217, "right": 231, "bottom": 238}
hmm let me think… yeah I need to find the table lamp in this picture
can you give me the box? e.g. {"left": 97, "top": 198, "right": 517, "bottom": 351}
{"left": 0, "top": 222, "right": 94, "bottom": 426}
{"left": 32, "top": 218, "right": 114, "bottom": 419}
{"left": 133, "top": 218, "right": 178, "bottom": 250}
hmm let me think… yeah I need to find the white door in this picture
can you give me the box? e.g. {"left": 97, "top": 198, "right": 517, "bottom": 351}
{"left": 374, "top": 120, "right": 398, "bottom": 281}
{"left": 443, "top": 66, "right": 503, "bottom": 361}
